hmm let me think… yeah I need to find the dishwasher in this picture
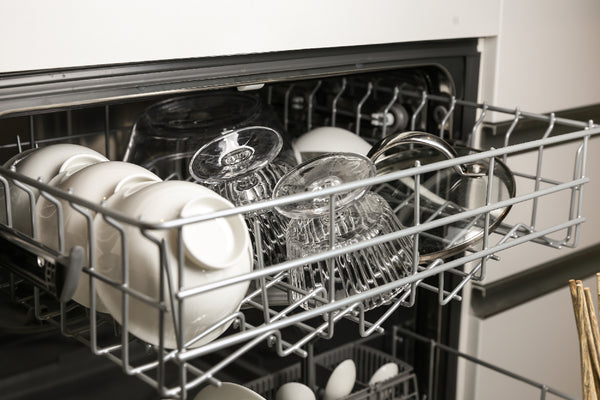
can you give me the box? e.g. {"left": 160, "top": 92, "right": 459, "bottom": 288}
{"left": 0, "top": 39, "right": 597, "bottom": 400}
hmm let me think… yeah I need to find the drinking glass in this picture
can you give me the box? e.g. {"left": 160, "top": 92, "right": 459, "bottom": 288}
{"left": 189, "top": 126, "right": 292, "bottom": 267}
{"left": 273, "top": 153, "right": 413, "bottom": 310}
{"left": 123, "top": 91, "right": 296, "bottom": 180}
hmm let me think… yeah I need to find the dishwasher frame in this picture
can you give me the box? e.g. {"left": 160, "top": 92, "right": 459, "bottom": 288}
{"left": 0, "top": 40, "right": 597, "bottom": 400}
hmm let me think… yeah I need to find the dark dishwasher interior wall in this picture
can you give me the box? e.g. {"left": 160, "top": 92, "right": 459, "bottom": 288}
{"left": 0, "top": 45, "right": 480, "bottom": 400}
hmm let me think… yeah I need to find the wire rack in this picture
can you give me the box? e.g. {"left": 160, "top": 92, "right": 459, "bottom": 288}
{"left": 0, "top": 86, "right": 598, "bottom": 399}
{"left": 391, "top": 326, "right": 578, "bottom": 400}
{"left": 246, "top": 341, "right": 419, "bottom": 400}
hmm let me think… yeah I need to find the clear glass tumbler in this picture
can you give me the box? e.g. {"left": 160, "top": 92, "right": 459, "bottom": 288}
{"left": 189, "top": 126, "right": 292, "bottom": 268}
{"left": 273, "top": 153, "right": 414, "bottom": 311}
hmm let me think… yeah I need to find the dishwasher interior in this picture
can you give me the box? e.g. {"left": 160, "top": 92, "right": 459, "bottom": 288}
{"left": 0, "top": 41, "right": 597, "bottom": 400}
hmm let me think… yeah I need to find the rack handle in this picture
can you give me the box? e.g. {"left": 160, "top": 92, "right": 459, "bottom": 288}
{"left": 0, "top": 226, "right": 83, "bottom": 302}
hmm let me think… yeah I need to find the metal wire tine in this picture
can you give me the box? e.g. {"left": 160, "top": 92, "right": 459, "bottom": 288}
{"left": 104, "top": 105, "right": 111, "bottom": 159}
{"left": 11, "top": 174, "right": 38, "bottom": 238}
{"left": 381, "top": 86, "right": 400, "bottom": 139}
{"left": 294, "top": 303, "right": 359, "bottom": 348}
{"left": 439, "top": 96, "right": 456, "bottom": 140}
{"left": 252, "top": 219, "right": 270, "bottom": 324}
{"left": 410, "top": 90, "right": 428, "bottom": 131}
{"left": 355, "top": 81, "right": 373, "bottom": 136}
{"left": 358, "top": 295, "right": 402, "bottom": 337}
{"left": 69, "top": 201, "right": 101, "bottom": 353}
{"left": 408, "top": 161, "right": 421, "bottom": 307}
{"left": 183, "top": 329, "right": 280, "bottom": 391}
{"left": 570, "top": 130, "right": 590, "bottom": 248}
{"left": 476, "top": 152, "right": 496, "bottom": 282}
{"left": 0, "top": 175, "right": 12, "bottom": 227}
{"left": 176, "top": 226, "right": 185, "bottom": 354}
{"left": 417, "top": 280, "right": 462, "bottom": 301}
{"left": 29, "top": 115, "right": 36, "bottom": 149}
{"left": 184, "top": 311, "right": 245, "bottom": 349}
{"left": 283, "top": 84, "right": 296, "bottom": 131}
{"left": 16, "top": 134, "right": 22, "bottom": 154}
{"left": 241, "top": 272, "right": 286, "bottom": 304}
{"left": 39, "top": 188, "right": 65, "bottom": 253}
{"left": 307, "top": 80, "right": 322, "bottom": 131}
{"left": 100, "top": 212, "right": 132, "bottom": 372}
{"left": 331, "top": 78, "right": 347, "bottom": 126}
{"left": 531, "top": 113, "right": 555, "bottom": 230}
{"left": 502, "top": 107, "right": 521, "bottom": 163}
{"left": 470, "top": 102, "right": 488, "bottom": 147}
{"left": 141, "top": 230, "right": 182, "bottom": 350}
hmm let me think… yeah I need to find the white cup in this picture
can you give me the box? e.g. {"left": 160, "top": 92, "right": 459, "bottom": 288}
{"left": 1, "top": 144, "right": 107, "bottom": 235}
{"left": 36, "top": 161, "right": 162, "bottom": 311}
{"left": 94, "top": 180, "right": 253, "bottom": 349}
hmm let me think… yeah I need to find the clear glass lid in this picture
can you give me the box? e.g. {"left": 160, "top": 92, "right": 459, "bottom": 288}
{"left": 273, "top": 153, "right": 375, "bottom": 218}
{"left": 188, "top": 126, "right": 283, "bottom": 184}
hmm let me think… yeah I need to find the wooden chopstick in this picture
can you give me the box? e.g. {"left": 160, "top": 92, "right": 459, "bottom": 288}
{"left": 585, "top": 287, "right": 600, "bottom": 370}
{"left": 579, "top": 282, "right": 600, "bottom": 396}
{"left": 570, "top": 279, "right": 597, "bottom": 399}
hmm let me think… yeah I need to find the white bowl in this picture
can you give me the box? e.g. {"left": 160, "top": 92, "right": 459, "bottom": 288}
{"left": 276, "top": 382, "right": 315, "bottom": 400}
{"left": 1, "top": 144, "right": 107, "bottom": 235}
{"left": 36, "top": 161, "right": 162, "bottom": 311}
{"left": 93, "top": 180, "right": 253, "bottom": 349}
{"left": 292, "top": 127, "right": 372, "bottom": 163}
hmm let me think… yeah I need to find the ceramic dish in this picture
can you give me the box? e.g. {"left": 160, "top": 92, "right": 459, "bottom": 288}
{"left": 94, "top": 180, "right": 253, "bottom": 349}
{"left": 323, "top": 359, "right": 356, "bottom": 400}
{"left": 368, "top": 362, "right": 399, "bottom": 385}
{"left": 194, "top": 382, "right": 266, "bottom": 400}
{"left": 36, "top": 161, "right": 162, "bottom": 311}
{"left": 1, "top": 144, "right": 107, "bottom": 235}
{"left": 292, "top": 126, "right": 372, "bottom": 163}
{"left": 275, "top": 382, "right": 315, "bottom": 400}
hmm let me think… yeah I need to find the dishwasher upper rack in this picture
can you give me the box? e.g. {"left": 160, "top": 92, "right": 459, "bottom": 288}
{"left": 0, "top": 96, "right": 598, "bottom": 400}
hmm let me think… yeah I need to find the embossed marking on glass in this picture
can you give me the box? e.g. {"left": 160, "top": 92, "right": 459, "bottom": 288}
{"left": 273, "top": 153, "right": 413, "bottom": 310}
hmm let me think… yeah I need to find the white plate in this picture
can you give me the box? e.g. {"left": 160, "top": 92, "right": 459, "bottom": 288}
{"left": 323, "top": 359, "right": 356, "bottom": 400}
{"left": 194, "top": 382, "right": 265, "bottom": 400}
{"left": 368, "top": 362, "right": 399, "bottom": 385}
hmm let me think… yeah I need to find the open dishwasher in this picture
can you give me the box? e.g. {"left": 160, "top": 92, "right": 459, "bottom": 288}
{"left": 0, "top": 39, "right": 598, "bottom": 400}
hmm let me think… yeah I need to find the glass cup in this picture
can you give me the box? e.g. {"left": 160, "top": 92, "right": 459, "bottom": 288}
{"left": 189, "top": 126, "right": 293, "bottom": 268}
{"left": 123, "top": 90, "right": 296, "bottom": 180}
{"left": 273, "top": 153, "right": 414, "bottom": 311}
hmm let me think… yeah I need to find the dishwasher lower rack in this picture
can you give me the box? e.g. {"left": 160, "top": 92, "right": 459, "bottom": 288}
{"left": 391, "top": 327, "right": 578, "bottom": 400}
{"left": 0, "top": 95, "right": 598, "bottom": 399}
{"left": 245, "top": 341, "right": 419, "bottom": 400}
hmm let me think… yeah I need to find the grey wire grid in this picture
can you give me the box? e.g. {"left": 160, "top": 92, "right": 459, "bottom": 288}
{"left": 392, "top": 326, "right": 578, "bottom": 400}
{"left": 0, "top": 84, "right": 598, "bottom": 399}
{"left": 245, "top": 342, "right": 419, "bottom": 400}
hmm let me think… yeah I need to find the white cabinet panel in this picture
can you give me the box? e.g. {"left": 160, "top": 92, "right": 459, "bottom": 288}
{"left": 0, "top": 1, "right": 500, "bottom": 72}
{"left": 479, "top": 0, "right": 600, "bottom": 121}
{"left": 471, "top": 274, "right": 596, "bottom": 399}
